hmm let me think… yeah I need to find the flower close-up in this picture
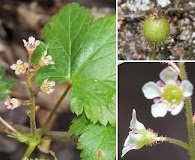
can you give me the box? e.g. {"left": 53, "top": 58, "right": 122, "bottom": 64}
{"left": 142, "top": 66, "right": 193, "bottom": 117}
{"left": 40, "top": 79, "right": 55, "bottom": 94}
{"left": 10, "top": 60, "right": 29, "bottom": 75}
{"left": 121, "top": 109, "right": 159, "bottom": 157}
{"left": 38, "top": 51, "right": 55, "bottom": 67}
{"left": 23, "top": 36, "right": 40, "bottom": 54}
{"left": 4, "top": 98, "right": 22, "bottom": 110}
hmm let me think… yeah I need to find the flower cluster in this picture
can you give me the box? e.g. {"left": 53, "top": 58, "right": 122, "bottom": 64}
{"left": 142, "top": 67, "right": 193, "bottom": 117}
{"left": 6, "top": 36, "right": 56, "bottom": 111}
{"left": 121, "top": 109, "right": 160, "bottom": 157}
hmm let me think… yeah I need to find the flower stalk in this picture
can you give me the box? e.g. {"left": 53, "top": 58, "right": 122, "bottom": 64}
{"left": 178, "top": 62, "right": 195, "bottom": 159}
{"left": 164, "top": 137, "right": 189, "bottom": 150}
{"left": 25, "top": 64, "right": 36, "bottom": 136}
{"left": 21, "top": 36, "right": 40, "bottom": 135}
{"left": 150, "top": 46, "right": 157, "bottom": 60}
{"left": 22, "top": 142, "right": 37, "bottom": 160}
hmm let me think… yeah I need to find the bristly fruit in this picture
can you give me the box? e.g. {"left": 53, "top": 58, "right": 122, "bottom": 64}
{"left": 142, "top": 10, "right": 170, "bottom": 47}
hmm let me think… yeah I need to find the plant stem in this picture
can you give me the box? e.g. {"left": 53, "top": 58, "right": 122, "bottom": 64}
{"left": 164, "top": 137, "right": 189, "bottom": 150}
{"left": 150, "top": 45, "right": 157, "bottom": 60}
{"left": 26, "top": 74, "right": 36, "bottom": 135}
{"left": 178, "top": 62, "right": 195, "bottom": 159}
{"left": 38, "top": 83, "right": 72, "bottom": 137}
{"left": 22, "top": 143, "right": 37, "bottom": 160}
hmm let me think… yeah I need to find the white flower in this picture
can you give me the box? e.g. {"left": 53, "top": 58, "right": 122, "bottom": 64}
{"left": 40, "top": 79, "right": 55, "bottom": 94}
{"left": 142, "top": 67, "right": 193, "bottom": 117}
{"left": 121, "top": 109, "right": 159, "bottom": 157}
{"left": 4, "top": 98, "right": 22, "bottom": 110}
{"left": 23, "top": 36, "right": 40, "bottom": 54}
{"left": 38, "top": 51, "right": 55, "bottom": 67}
{"left": 10, "top": 60, "right": 29, "bottom": 75}
{"left": 156, "top": 0, "right": 171, "bottom": 7}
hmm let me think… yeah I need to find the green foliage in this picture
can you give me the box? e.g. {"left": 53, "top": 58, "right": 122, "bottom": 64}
{"left": 69, "top": 114, "right": 116, "bottom": 160}
{"left": 32, "top": 3, "right": 116, "bottom": 160}
{"left": 0, "top": 67, "right": 16, "bottom": 100}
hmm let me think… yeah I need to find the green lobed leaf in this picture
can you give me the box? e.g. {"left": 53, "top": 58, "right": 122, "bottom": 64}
{"left": 0, "top": 67, "right": 16, "bottom": 100}
{"left": 69, "top": 114, "right": 116, "bottom": 160}
{"left": 33, "top": 3, "right": 116, "bottom": 126}
{"left": 69, "top": 113, "right": 95, "bottom": 135}
{"left": 34, "top": 2, "right": 94, "bottom": 83}
{"left": 69, "top": 14, "right": 116, "bottom": 126}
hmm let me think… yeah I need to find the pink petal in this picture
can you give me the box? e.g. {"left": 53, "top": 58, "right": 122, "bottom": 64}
{"left": 170, "top": 101, "right": 184, "bottom": 115}
{"left": 142, "top": 82, "right": 162, "bottom": 99}
{"left": 35, "top": 40, "right": 40, "bottom": 46}
{"left": 160, "top": 67, "right": 178, "bottom": 84}
{"left": 22, "top": 39, "right": 27, "bottom": 46}
{"left": 10, "top": 64, "right": 17, "bottom": 70}
{"left": 151, "top": 103, "right": 168, "bottom": 118}
{"left": 180, "top": 80, "right": 193, "bottom": 97}
{"left": 28, "top": 36, "right": 35, "bottom": 43}
{"left": 17, "top": 59, "right": 23, "bottom": 64}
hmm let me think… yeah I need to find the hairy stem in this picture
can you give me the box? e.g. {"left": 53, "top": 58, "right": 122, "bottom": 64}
{"left": 150, "top": 46, "right": 157, "bottom": 60}
{"left": 164, "top": 137, "right": 189, "bottom": 150}
{"left": 26, "top": 74, "right": 36, "bottom": 135}
{"left": 178, "top": 62, "right": 195, "bottom": 159}
{"left": 22, "top": 143, "right": 37, "bottom": 160}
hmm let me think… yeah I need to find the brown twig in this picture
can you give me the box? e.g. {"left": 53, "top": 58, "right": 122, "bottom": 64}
{"left": 0, "top": 117, "right": 21, "bottom": 135}
{"left": 166, "top": 6, "right": 195, "bottom": 13}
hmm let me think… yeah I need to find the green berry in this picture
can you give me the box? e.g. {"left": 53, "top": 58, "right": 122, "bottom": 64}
{"left": 142, "top": 15, "right": 170, "bottom": 47}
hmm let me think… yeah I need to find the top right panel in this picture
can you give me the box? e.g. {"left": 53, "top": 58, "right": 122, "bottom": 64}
{"left": 118, "top": 0, "right": 195, "bottom": 60}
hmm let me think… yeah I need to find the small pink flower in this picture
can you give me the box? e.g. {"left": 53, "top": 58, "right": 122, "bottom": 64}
{"left": 142, "top": 67, "right": 193, "bottom": 117}
{"left": 40, "top": 79, "right": 55, "bottom": 94}
{"left": 23, "top": 36, "right": 40, "bottom": 54}
{"left": 4, "top": 98, "right": 22, "bottom": 110}
{"left": 10, "top": 60, "right": 29, "bottom": 75}
{"left": 38, "top": 51, "right": 55, "bottom": 67}
{"left": 121, "top": 109, "right": 160, "bottom": 157}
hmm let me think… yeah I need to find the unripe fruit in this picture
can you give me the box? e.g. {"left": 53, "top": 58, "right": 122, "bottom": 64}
{"left": 142, "top": 14, "right": 170, "bottom": 47}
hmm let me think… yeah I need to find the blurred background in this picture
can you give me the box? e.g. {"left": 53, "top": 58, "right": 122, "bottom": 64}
{"left": 0, "top": 0, "right": 115, "bottom": 160}
{"left": 118, "top": 62, "right": 195, "bottom": 160}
